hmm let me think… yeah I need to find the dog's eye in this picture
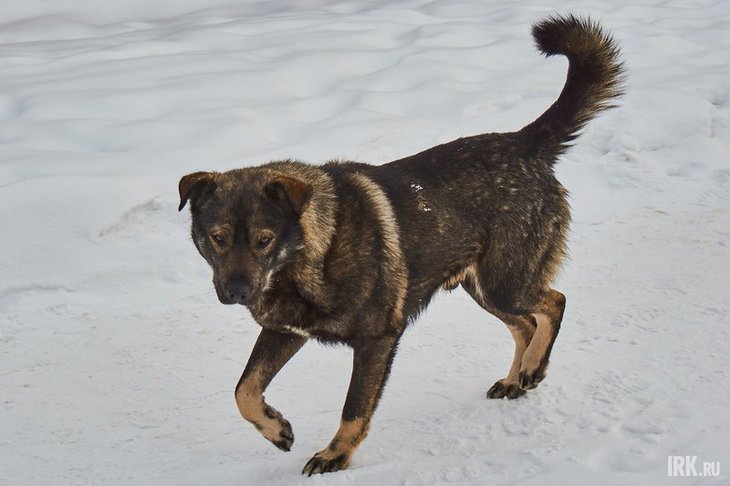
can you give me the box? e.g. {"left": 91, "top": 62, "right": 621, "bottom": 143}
{"left": 210, "top": 233, "right": 226, "bottom": 246}
{"left": 257, "top": 235, "right": 273, "bottom": 249}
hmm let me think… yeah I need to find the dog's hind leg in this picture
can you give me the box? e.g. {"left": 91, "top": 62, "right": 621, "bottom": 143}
{"left": 461, "top": 270, "right": 536, "bottom": 399}
{"left": 487, "top": 314, "right": 536, "bottom": 399}
{"left": 518, "top": 289, "right": 566, "bottom": 390}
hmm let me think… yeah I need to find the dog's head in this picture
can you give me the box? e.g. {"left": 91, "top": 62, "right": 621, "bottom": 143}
{"left": 178, "top": 169, "right": 312, "bottom": 306}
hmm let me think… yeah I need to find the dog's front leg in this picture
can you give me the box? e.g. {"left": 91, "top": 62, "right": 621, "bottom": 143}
{"left": 235, "top": 328, "right": 307, "bottom": 451}
{"left": 302, "top": 333, "right": 400, "bottom": 475}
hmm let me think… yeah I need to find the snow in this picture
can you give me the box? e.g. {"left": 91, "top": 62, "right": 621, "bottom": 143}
{"left": 2, "top": 0, "right": 729, "bottom": 484}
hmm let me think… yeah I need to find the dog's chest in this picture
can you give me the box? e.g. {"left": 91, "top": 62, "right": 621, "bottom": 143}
{"left": 248, "top": 282, "right": 314, "bottom": 332}
{"left": 248, "top": 284, "right": 348, "bottom": 342}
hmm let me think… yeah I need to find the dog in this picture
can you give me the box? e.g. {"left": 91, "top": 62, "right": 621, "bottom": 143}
{"left": 178, "top": 14, "right": 623, "bottom": 475}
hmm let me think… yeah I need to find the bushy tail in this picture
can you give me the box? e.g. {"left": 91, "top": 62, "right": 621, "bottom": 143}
{"left": 521, "top": 15, "right": 625, "bottom": 155}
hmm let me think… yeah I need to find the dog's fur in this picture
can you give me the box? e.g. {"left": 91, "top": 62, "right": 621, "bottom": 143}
{"left": 179, "top": 15, "right": 623, "bottom": 475}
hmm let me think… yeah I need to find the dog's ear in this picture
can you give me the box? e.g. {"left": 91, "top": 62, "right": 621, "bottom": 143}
{"left": 178, "top": 171, "right": 217, "bottom": 211}
{"left": 264, "top": 176, "right": 313, "bottom": 215}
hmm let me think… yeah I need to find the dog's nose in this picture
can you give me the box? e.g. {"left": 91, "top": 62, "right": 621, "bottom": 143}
{"left": 226, "top": 278, "right": 252, "bottom": 304}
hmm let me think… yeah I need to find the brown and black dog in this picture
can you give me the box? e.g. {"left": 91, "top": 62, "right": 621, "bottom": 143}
{"left": 179, "top": 15, "right": 623, "bottom": 475}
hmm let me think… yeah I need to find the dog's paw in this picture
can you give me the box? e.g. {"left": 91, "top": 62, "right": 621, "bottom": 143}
{"left": 487, "top": 380, "right": 526, "bottom": 399}
{"left": 518, "top": 365, "right": 547, "bottom": 391}
{"left": 301, "top": 449, "right": 350, "bottom": 476}
{"left": 269, "top": 418, "right": 294, "bottom": 452}
{"left": 258, "top": 405, "right": 294, "bottom": 452}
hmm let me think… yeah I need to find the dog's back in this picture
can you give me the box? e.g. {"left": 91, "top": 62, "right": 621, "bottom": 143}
{"left": 363, "top": 15, "right": 625, "bottom": 317}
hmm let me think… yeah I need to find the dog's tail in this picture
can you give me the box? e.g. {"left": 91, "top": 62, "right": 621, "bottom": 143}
{"left": 520, "top": 15, "right": 624, "bottom": 156}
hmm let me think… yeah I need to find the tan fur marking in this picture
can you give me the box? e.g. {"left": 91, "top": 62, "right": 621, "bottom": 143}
{"left": 521, "top": 312, "right": 552, "bottom": 373}
{"left": 349, "top": 173, "right": 408, "bottom": 325}
{"left": 235, "top": 370, "right": 283, "bottom": 443}
{"left": 303, "top": 418, "right": 368, "bottom": 475}
{"left": 503, "top": 323, "right": 530, "bottom": 384}
{"left": 321, "top": 418, "right": 368, "bottom": 464}
{"left": 520, "top": 289, "right": 565, "bottom": 375}
{"left": 463, "top": 264, "right": 485, "bottom": 303}
{"left": 283, "top": 325, "right": 311, "bottom": 338}
{"left": 442, "top": 267, "right": 469, "bottom": 291}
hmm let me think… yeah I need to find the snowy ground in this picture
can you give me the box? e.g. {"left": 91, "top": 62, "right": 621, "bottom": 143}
{"left": 2, "top": 0, "right": 729, "bottom": 484}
